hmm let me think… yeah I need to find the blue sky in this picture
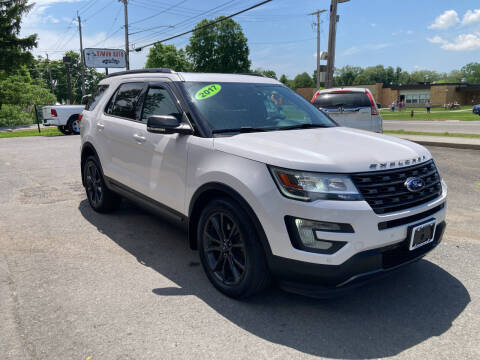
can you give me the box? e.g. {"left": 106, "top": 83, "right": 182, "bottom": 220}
{"left": 20, "top": 0, "right": 480, "bottom": 78}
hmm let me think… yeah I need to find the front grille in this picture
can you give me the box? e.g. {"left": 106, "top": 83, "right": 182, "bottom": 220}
{"left": 351, "top": 160, "right": 442, "bottom": 214}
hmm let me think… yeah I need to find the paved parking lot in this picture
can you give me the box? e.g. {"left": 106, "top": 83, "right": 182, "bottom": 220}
{"left": 384, "top": 120, "right": 480, "bottom": 134}
{"left": 0, "top": 136, "right": 479, "bottom": 360}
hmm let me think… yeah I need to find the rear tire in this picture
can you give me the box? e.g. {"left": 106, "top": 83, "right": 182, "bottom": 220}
{"left": 67, "top": 115, "right": 80, "bottom": 135}
{"left": 83, "top": 156, "right": 121, "bottom": 213}
{"left": 197, "top": 197, "right": 270, "bottom": 299}
{"left": 57, "top": 126, "right": 71, "bottom": 135}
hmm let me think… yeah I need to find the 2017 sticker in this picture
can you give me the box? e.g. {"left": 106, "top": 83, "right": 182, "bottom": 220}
{"left": 195, "top": 84, "right": 221, "bottom": 100}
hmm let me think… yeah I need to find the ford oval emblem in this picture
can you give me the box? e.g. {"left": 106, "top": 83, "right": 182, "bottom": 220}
{"left": 404, "top": 177, "right": 425, "bottom": 192}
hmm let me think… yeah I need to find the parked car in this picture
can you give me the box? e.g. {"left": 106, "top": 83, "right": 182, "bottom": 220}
{"left": 311, "top": 88, "right": 382, "bottom": 132}
{"left": 473, "top": 104, "right": 480, "bottom": 115}
{"left": 42, "top": 105, "right": 85, "bottom": 134}
{"left": 80, "top": 69, "right": 447, "bottom": 299}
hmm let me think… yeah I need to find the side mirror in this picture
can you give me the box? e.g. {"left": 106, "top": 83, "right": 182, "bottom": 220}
{"left": 147, "top": 115, "right": 193, "bottom": 135}
{"left": 81, "top": 94, "right": 92, "bottom": 105}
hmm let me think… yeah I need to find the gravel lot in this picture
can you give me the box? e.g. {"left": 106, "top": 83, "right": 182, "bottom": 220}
{"left": 0, "top": 136, "right": 479, "bottom": 360}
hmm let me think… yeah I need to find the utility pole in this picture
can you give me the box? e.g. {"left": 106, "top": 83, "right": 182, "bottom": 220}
{"left": 77, "top": 13, "right": 86, "bottom": 97}
{"left": 325, "top": 0, "right": 350, "bottom": 88}
{"left": 46, "top": 53, "right": 54, "bottom": 94}
{"left": 119, "top": 0, "right": 130, "bottom": 70}
{"left": 63, "top": 56, "right": 73, "bottom": 104}
{"left": 309, "top": 9, "right": 326, "bottom": 90}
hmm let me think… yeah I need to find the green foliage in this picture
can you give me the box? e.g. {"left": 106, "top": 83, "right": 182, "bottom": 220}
{"left": 460, "top": 63, "right": 480, "bottom": 83}
{"left": 0, "top": 104, "right": 35, "bottom": 127}
{"left": 0, "top": 0, "right": 37, "bottom": 76}
{"left": 0, "top": 71, "right": 56, "bottom": 127}
{"left": 0, "top": 73, "right": 56, "bottom": 105}
{"left": 186, "top": 17, "right": 250, "bottom": 73}
{"left": 145, "top": 43, "right": 191, "bottom": 71}
{"left": 33, "top": 51, "right": 105, "bottom": 104}
{"left": 261, "top": 70, "right": 277, "bottom": 79}
{"left": 292, "top": 72, "right": 313, "bottom": 89}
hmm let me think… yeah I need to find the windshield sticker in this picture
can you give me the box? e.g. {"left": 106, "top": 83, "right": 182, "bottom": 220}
{"left": 195, "top": 84, "right": 221, "bottom": 100}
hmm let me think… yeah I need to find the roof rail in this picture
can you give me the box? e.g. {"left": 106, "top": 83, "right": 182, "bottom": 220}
{"left": 105, "top": 68, "right": 174, "bottom": 78}
{"left": 239, "top": 72, "right": 266, "bottom": 77}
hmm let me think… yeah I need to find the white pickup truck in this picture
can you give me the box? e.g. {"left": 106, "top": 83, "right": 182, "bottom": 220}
{"left": 42, "top": 105, "right": 85, "bottom": 135}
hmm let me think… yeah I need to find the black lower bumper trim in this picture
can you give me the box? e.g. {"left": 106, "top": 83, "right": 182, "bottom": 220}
{"left": 269, "top": 221, "right": 446, "bottom": 298}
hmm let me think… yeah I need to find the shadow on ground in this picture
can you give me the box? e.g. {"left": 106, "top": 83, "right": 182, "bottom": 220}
{"left": 79, "top": 199, "right": 470, "bottom": 359}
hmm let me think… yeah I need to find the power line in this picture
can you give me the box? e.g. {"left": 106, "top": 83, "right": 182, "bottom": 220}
{"left": 134, "top": 0, "right": 273, "bottom": 51}
{"left": 129, "top": 0, "right": 189, "bottom": 26}
{"left": 130, "top": 0, "right": 240, "bottom": 44}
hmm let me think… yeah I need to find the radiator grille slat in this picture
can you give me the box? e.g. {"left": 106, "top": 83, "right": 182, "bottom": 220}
{"left": 352, "top": 160, "right": 442, "bottom": 214}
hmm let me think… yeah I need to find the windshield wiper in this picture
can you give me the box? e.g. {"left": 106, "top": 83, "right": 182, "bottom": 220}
{"left": 211, "top": 126, "right": 269, "bottom": 134}
{"left": 275, "top": 123, "right": 331, "bottom": 131}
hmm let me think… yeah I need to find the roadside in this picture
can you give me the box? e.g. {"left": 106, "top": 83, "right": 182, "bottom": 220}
{"left": 387, "top": 132, "right": 480, "bottom": 150}
{"left": 0, "top": 128, "right": 62, "bottom": 138}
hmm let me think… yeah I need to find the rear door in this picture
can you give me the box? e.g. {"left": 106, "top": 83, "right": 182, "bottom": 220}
{"left": 100, "top": 81, "right": 148, "bottom": 191}
{"left": 313, "top": 91, "right": 374, "bottom": 131}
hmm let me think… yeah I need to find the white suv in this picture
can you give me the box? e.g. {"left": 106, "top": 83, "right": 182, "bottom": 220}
{"left": 80, "top": 69, "right": 447, "bottom": 299}
{"left": 312, "top": 88, "right": 382, "bottom": 132}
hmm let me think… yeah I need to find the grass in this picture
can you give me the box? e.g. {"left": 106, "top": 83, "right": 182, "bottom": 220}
{"left": 0, "top": 128, "right": 63, "bottom": 138}
{"left": 384, "top": 129, "right": 480, "bottom": 139}
{"left": 380, "top": 107, "right": 480, "bottom": 121}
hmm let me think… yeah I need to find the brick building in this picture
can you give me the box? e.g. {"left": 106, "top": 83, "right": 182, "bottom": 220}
{"left": 296, "top": 82, "right": 480, "bottom": 107}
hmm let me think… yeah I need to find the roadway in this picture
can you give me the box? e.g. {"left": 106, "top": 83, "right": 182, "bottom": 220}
{"left": 384, "top": 119, "right": 480, "bottom": 134}
{"left": 0, "top": 136, "right": 479, "bottom": 359}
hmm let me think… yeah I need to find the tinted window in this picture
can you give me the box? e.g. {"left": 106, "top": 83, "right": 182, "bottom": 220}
{"left": 314, "top": 92, "right": 370, "bottom": 108}
{"left": 141, "top": 87, "right": 180, "bottom": 123}
{"left": 107, "top": 82, "right": 144, "bottom": 120}
{"left": 85, "top": 85, "right": 108, "bottom": 111}
{"left": 179, "top": 82, "right": 334, "bottom": 132}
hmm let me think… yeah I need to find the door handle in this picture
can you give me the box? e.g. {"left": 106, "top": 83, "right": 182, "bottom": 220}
{"left": 96, "top": 122, "right": 104, "bottom": 130}
{"left": 133, "top": 134, "right": 146, "bottom": 143}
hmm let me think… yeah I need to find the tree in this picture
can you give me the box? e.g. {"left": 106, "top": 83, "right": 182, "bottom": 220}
{"left": 186, "top": 17, "right": 250, "bottom": 73}
{"left": 0, "top": 0, "right": 37, "bottom": 76}
{"left": 33, "top": 51, "right": 105, "bottom": 104}
{"left": 334, "top": 65, "right": 363, "bottom": 86}
{"left": 292, "top": 72, "right": 313, "bottom": 89}
{"left": 145, "top": 43, "right": 191, "bottom": 71}
{"left": 0, "top": 73, "right": 56, "bottom": 105}
{"left": 253, "top": 68, "right": 277, "bottom": 79}
{"left": 461, "top": 63, "right": 480, "bottom": 83}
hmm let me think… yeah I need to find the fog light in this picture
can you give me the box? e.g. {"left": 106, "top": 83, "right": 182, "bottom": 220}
{"left": 295, "top": 219, "right": 334, "bottom": 250}
{"left": 285, "top": 216, "right": 353, "bottom": 254}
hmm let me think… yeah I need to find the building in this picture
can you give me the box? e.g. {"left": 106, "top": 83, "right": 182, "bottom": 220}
{"left": 296, "top": 82, "right": 480, "bottom": 107}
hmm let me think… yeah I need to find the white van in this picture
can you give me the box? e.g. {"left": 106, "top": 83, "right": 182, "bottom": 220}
{"left": 312, "top": 88, "right": 383, "bottom": 133}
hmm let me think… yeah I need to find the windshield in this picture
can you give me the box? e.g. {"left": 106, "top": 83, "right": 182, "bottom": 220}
{"left": 179, "top": 82, "right": 335, "bottom": 134}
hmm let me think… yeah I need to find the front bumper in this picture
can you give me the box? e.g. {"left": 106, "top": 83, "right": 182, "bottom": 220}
{"left": 270, "top": 221, "right": 446, "bottom": 298}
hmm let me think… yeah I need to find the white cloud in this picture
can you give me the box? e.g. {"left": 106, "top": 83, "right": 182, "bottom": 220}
{"left": 428, "top": 10, "right": 459, "bottom": 30}
{"left": 427, "top": 35, "right": 447, "bottom": 44}
{"left": 440, "top": 33, "right": 480, "bottom": 51}
{"left": 462, "top": 9, "right": 480, "bottom": 25}
{"left": 342, "top": 46, "right": 360, "bottom": 56}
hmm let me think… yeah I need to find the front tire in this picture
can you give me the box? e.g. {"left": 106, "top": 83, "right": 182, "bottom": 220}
{"left": 83, "top": 156, "right": 121, "bottom": 213}
{"left": 197, "top": 198, "right": 270, "bottom": 299}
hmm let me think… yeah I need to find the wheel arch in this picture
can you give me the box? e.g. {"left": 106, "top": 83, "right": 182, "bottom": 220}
{"left": 188, "top": 182, "right": 273, "bottom": 258}
{"left": 81, "top": 142, "right": 101, "bottom": 187}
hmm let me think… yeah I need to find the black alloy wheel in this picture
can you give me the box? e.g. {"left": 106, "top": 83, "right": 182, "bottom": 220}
{"left": 85, "top": 161, "right": 103, "bottom": 208}
{"left": 203, "top": 211, "right": 247, "bottom": 285}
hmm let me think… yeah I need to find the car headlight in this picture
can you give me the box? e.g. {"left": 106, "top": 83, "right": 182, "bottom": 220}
{"left": 269, "top": 166, "right": 362, "bottom": 201}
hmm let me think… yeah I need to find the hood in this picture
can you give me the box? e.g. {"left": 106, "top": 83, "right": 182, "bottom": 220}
{"left": 213, "top": 127, "right": 431, "bottom": 173}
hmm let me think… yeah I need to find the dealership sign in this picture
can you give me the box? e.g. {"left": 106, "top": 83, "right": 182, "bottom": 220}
{"left": 83, "top": 48, "right": 126, "bottom": 68}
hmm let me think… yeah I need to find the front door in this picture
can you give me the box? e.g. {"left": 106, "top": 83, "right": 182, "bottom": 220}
{"left": 139, "top": 83, "right": 189, "bottom": 213}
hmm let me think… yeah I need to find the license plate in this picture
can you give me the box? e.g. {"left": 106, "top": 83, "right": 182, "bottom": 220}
{"left": 409, "top": 219, "right": 436, "bottom": 251}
